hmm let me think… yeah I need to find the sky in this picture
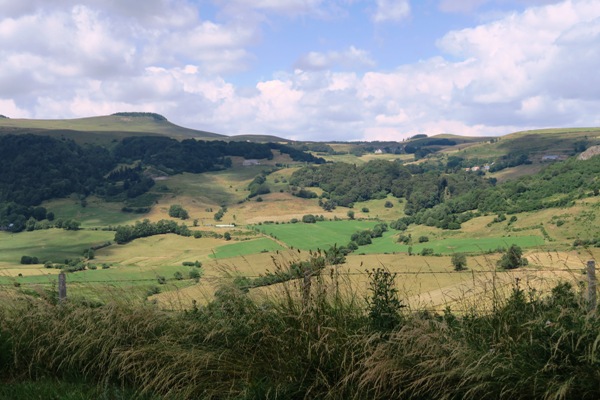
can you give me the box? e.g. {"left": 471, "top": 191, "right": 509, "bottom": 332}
{"left": 1, "top": 0, "right": 599, "bottom": 141}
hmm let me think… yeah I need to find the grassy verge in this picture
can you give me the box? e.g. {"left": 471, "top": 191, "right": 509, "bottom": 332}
{"left": 1, "top": 253, "right": 599, "bottom": 399}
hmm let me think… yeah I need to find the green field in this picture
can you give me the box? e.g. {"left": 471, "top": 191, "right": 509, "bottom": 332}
{"left": 44, "top": 197, "right": 139, "bottom": 228}
{"left": 210, "top": 238, "right": 285, "bottom": 259}
{"left": 0, "top": 229, "right": 114, "bottom": 265}
{"left": 256, "top": 220, "right": 381, "bottom": 250}
{"left": 360, "top": 234, "right": 545, "bottom": 255}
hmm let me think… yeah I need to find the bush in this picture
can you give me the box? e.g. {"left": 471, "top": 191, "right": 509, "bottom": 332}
{"left": 497, "top": 244, "right": 528, "bottom": 269}
{"left": 421, "top": 248, "right": 434, "bottom": 256}
{"left": 384, "top": 201, "right": 393, "bottom": 208}
{"left": 451, "top": 253, "right": 467, "bottom": 271}
{"left": 366, "top": 267, "right": 404, "bottom": 330}
{"left": 146, "top": 286, "right": 161, "bottom": 296}
{"left": 169, "top": 204, "right": 189, "bottom": 220}
{"left": 20, "top": 256, "right": 39, "bottom": 265}
{"left": 188, "top": 269, "right": 201, "bottom": 282}
{"left": 302, "top": 214, "right": 317, "bottom": 223}
{"left": 418, "top": 236, "right": 429, "bottom": 243}
{"left": 361, "top": 207, "right": 369, "bottom": 213}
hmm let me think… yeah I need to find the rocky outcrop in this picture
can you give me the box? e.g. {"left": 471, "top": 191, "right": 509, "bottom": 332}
{"left": 578, "top": 145, "right": 600, "bottom": 160}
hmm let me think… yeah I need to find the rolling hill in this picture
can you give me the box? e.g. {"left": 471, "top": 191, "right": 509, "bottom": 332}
{"left": 0, "top": 112, "right": 226, "bottom": 144}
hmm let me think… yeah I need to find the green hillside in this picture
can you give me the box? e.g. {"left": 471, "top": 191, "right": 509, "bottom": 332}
{"left": 0, "top": 112, "right": 225, "bottom": 143}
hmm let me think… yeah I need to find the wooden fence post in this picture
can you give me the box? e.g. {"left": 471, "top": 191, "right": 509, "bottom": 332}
{"left": 58, "top": 272, "right": 67, "bottom": 302}
{"left": 302, "top": 268, "right": 311, "bottom": 310}
{"left": 587, "top": 260, "right": 596, "bottom": 313}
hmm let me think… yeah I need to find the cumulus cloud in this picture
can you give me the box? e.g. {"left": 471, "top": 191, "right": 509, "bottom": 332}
{"left": 1, "top": 0, "right": 600, "bottom": 142}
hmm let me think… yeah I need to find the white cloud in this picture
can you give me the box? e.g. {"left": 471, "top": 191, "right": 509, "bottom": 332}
{"left": 294, "top": 46, "right": 375, "bottom": 70}
{"left": 0, "top": 98, "right": 31, "bottom": 118}
{"left": 372, "top": 0, "right": 411, "bottom": 23}
{"left": 2, "top": 0, "right": 600, "bottom": 141}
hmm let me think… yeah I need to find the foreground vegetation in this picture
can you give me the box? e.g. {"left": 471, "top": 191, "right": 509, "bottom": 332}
{"left": 1, "top": 257, "right": 599, "bottom": 399}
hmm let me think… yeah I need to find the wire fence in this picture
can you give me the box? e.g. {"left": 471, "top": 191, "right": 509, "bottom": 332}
{"left": 0, "top": 266, "right": 589, "bottom": 286}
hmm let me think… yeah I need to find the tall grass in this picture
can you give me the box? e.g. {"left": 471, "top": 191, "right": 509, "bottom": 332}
{"left": 1, "top": 256, "right": 599, "bottom": 399}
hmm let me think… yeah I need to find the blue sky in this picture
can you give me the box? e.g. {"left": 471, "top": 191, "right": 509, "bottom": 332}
{"left": 1, "top": 0, "right": 599, "bottom": 141}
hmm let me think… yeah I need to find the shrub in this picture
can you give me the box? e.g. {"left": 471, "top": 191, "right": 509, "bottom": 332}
{"left": 497, "top": 244, "right": 528, "bottom": 269}
{"left": 366, "top": 267, "right": 404, "bottom": 330}
{"left": 451, "top": 253, "right": 467, "bottom": 271}
{"left": 146, "top": 286, "right": 161, "bottom": 296}
{"left": 188, "top": 269, "right": 201, "bottom": 282}
{"left": 421, "top": 248, "right": 434, "bottom": 256}
{"left": 20, "top": 256, "right": 39, "bottom": 265}
{"left": 418, "top": 236, "right": 429, "bottom": 243}
{"left": 302, "top": 214, "right": 317, "bottom": 223}
{"left": 168, "top": 204, "right": 189, "bottom": 220}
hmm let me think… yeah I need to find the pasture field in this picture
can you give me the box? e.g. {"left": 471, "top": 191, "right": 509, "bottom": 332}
{"left": 0, "top": 229, "right": 113, "bottom": 266}
{"left": 153, "top": 248, "right": 600, "bottom": 311}
{"left": 44, "top": 197, "right": 138, "bottom": 228}
{"left": 256, "top": 220, "right": 381, "bottom": 250}
{"left": 319, "top": 152, "right": 413, "bottom": 164}
{"left": 360, "top": 234, "right": 545, "bottom": 255}
{"left": 210, "top": 237, "right": 285, "bottom": 259}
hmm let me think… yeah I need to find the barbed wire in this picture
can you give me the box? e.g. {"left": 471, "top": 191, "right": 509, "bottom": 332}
{"left": 0, "top": 266, "right": 589, "bottom": 287}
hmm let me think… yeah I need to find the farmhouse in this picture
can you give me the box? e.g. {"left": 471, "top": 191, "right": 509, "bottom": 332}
{"left": 243, "top": 159, "right": 260, "bottom": 166}
{"left": 215, "top": 224, "right": 235, "bottom": 228}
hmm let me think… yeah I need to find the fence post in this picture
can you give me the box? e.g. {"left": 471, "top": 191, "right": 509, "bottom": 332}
{"left": 302, "top": 268, "right": 311, "bottom": 310}
{"left": 587, "top": 260, "right": 596, "bottom": 313}
{"left": 58, "top": 272, "right": 67, "bottom": 302}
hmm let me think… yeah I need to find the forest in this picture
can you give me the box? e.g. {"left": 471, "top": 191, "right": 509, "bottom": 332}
{"left": 0, "top": 134, "right": 321, "bottom": 232}
{"left": 291, "top": 154, "right": 600, "bottom": 230}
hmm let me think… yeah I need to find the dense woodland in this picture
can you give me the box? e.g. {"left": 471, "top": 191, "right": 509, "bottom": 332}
{"left": 291, "top": 155, "right": 600, "bottom": 230}
{"left": 0, "top": 134, "right": 320, "bottom": 232}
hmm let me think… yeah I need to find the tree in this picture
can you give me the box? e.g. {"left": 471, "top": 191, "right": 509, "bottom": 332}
{"left": 497, "top": 245, "right": 528, "bottom": 269}
{"left": 347, "top": 210, "right": 355, "bottom": 220}
{"left": 302, "top": 214, "right": 316, "bottom": 223}
{"left": 366, "top": 268, "right": 404, "bottom": 330}
{"left": 169, "top": 204, "right": 189, "bottom": 220}
{"left": 224, "top": 232, "right": 231, "bottom": 241}
{"left": 451, "top": 253, "right": 467, "bottom": 271}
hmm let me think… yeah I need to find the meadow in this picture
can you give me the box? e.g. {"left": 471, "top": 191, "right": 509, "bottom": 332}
{"left": 256, "top": 220, "right": 381, "bottom": 250}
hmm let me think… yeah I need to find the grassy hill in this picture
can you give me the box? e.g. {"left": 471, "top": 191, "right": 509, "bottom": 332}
{"left": 0, "top": 113, "right": 226, "bottom": 144}
{"left": 456, "top": 127, "right": 600, "bottom": 161}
